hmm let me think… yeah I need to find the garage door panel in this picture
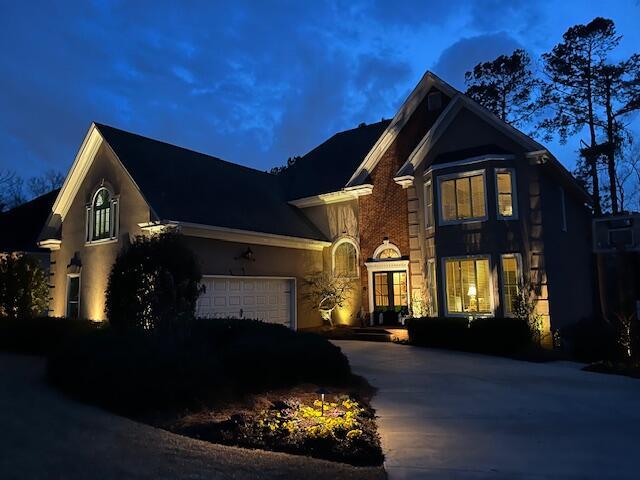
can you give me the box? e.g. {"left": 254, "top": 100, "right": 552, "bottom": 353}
{"left": 196, "top": 277, "right": 293, "bottom": 328}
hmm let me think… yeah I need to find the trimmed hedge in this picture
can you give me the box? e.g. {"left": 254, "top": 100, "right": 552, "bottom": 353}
{"left": 47, "top": 318, "right": 352, "bottom": 414}
{"left": 406, "top": 316, "right": 532, "bottom": 355}
{"left": 0, "top": 316, "right": 100, "bottom": 355}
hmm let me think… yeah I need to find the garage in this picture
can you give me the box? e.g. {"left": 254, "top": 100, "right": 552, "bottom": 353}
{"left": 196, "top": 276, "right": 296, "bottom": 328}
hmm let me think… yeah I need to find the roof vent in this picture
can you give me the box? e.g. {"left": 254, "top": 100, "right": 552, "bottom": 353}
{"left": 427, "top": 92, "right": 442, "bottom": 111}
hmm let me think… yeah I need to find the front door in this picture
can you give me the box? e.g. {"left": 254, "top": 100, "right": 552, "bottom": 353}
{"left": 373, "top": 271, "right": 408, "bottom": 324}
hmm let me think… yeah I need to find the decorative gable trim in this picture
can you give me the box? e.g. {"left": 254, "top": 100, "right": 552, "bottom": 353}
{"left": 288, "top": 184, "right": 373, "bottom": 208}
{"left": 345, "top": 72, "right": 458, "bottom": 188}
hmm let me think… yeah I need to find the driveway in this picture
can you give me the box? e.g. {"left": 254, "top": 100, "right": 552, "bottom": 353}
{"left": 336, "top": 340, "right": 640, "bottom": 480}
{"left": 0, "top": 353, "right": 383, "bottom": 480}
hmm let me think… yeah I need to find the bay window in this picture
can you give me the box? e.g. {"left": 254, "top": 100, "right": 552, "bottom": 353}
{"left": 501, "top": 254, "right": 522, "bottom": 316}
{"left": 439, "top": 171, "right": 486, "bottom": 224}
{"left": 444, "top": 256, "right": 492, "bottom": 315}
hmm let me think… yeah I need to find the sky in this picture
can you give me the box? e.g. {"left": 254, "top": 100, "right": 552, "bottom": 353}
{"left": 1, "top": 0, "right": 639, "bottom": 181}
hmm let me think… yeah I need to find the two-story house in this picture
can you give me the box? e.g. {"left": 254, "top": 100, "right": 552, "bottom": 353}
{"left": 37, "top": 71, "right": 594, "bottom": 341}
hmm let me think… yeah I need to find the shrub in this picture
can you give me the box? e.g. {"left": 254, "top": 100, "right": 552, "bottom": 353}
{"left": 105, "top": 231, "right": 204, "bottom": 332}
{"left": 406, "top": 317, "right": 470, "bottom": 349}
{"left": 47, "top": 318, "right": 353, "bottom": 414}
{"left": 0, "top": 316, "right": 99, "bottom": 355}
{"left": 0, "top": 254, "right": 49, "bottom": 319}
{"left": 561, "top": 318, "right": 618, "bottom": 362}
{"left": 469, "top": 317, "right": 532, "bottom": 355}
{"left": 407, "top": 316, "right": 533, "bottom": 355}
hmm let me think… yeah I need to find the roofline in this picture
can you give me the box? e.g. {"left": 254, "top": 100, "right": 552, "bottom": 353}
{"left": 138, "top": 221, "right": 332, "bottom": 251}
{"left": 345, "top": 71, "right": 459, "bottom": 188}
{"left": 288, "top": 184, "right": 374, "bottom": 208}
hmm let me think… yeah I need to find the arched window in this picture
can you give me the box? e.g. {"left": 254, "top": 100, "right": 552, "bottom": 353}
{"left": 373, "top": 241, "right": 401, "bottom": 260}
{"left": 86, "top": 186, "right": 119, "bottom": 243}
{"left": 332, "top": 238, "right": 358, "bottom": 277}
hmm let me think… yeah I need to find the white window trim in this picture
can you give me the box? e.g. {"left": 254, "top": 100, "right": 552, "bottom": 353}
{"left": 424, "top": 179, "right": 434, "bottom": 231}
{"left": 65, "top": 273, "right": 81, "bottom": 319}
{"left": 426, "top": 258, "right": 438, "bottom": 316}
{"left": 85, "top": 186, "right": 120, "bottom": 246}
{"left": 437, "top": 169, "right": 488, "bottom": 226}
{"left": 372, "top": 240, "right": 402, "bottom": 260}
{"left": 495, "top": 167, "right": 518, "bottom": 220}
{"left": 441, "top": 254, "right": 494, "bottom": 317}
{"left": 331, "top": 236, "right": 360, "bottom": 278}
{"left": 499, "top": 253, "right": 523, "bottom": 317}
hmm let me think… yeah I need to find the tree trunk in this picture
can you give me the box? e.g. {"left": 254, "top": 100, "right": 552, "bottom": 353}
{"left": 604, "top": 79, "right": 619, "bottom": 213}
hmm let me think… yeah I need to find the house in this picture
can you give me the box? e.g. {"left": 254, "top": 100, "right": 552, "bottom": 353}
{"left": 37, "top": 71, "right": 594, "bottom": 340}
{"left": 1, "top": 189, "right": 59, "bottom": 268}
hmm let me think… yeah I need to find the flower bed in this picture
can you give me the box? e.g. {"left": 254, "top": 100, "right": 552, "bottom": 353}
{"left": 169, "top": 388, "right": 384, "bottom": 466}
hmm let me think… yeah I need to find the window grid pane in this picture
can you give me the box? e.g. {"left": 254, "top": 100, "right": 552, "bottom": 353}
{"left": 425, "top": 181, "right": 434, "bottom": 228}
{"left": 440, "top": 174, "right": 485, "bottom": 222}
{"left": 427, "top": 260, "right": 437, "bottom": 315}
{"left": 441, "top": 180, "right": 457, "bottom": 221}
{"left": 497, "top": 172, "right": 514, "bottom": 217}
{"left": 445, "top": 258, "right": 491, "bottom": 314}
{"left": 456, "top": 177, "right": 472, "bottom": 218}
{"left": 374, "top": 273, "right": 389, "bottom": 308}
{"left": 335, "top": 243, "right": 357, "bottom": 276}
{"left": 501, "top": 255, "right": 520, "bottom": 315}
{"left": 392, "top": 272, "right": 407, "bottom": 306}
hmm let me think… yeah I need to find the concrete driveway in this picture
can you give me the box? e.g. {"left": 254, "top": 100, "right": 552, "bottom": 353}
{"left": 336, "top": 340, "right": 640, "bottom": 480}
{"left": 0, "top": 353, "right": 383, "bottom": 480}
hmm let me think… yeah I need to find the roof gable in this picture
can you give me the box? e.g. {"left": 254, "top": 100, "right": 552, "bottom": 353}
{"left": 0, "top": 189, "right": 59, "bottom": 252}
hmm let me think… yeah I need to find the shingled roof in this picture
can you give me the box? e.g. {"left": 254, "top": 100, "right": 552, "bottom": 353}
{"left": 0, "top": 189, "right": 59, "bottom": 253}
{"left": 279, "top": 120, "right": 390, "bottom": 200}
{"left": 95, "top": 124, "right": 329, "bottom": 241}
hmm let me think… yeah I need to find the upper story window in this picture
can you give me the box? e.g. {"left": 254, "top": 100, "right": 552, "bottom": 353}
{"left": 495, "top": 168, "right": 517, "bottom": 219}
{"left": 86, "top": 186, "right": 119, "bottom": 244}
{"left": 438, "top": 170, "right": 486, "bottom": 224}
{"left": 424, "top": 179, "right": 434, "bottom": 229}
{"left": 332, "top": 238, "right": 358, "bottom": 277}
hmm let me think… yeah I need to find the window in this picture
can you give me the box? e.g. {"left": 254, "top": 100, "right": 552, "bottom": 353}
{"left": 501, "top": 254, "right": 522, "bottom": 316}
{"left": 333, "top": 239, "right": 358, "bottom": 276}
{"left": 439, "top": 171, "right": 486, "bottom": 224}
{"left": 444, "top": 257, "right": 492, "bottom": 315}
{"left": 495, "top": 169, "right": 517, "bottom": 219}
{"left": 86, "top": 186, "right": 118, "bottom": 243}
{"left": 378, "top": 248, "right": 399, "bottom": 259}
{"left": 373, "top": 241, "right": 401, "bottom": 260}
{"left": 373, "top": 271, "right": 407, "bottom": 309}
{"left": 426, "top": 259, "right": 437, "bottom": 315}
{"left": 66, "top": 274, "right": 80, "bottom": 319}
{"left": 424, "top": 180, "right": 434, "bottom": 229}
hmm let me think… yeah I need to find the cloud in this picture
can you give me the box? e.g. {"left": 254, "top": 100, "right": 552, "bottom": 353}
{"left": 431, "top": 32, "right": 524, "bottom": 89}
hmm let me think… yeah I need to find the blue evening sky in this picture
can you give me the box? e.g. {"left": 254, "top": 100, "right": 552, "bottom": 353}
{"left": 1, "top": 0, "right": 639, "bottom": 179}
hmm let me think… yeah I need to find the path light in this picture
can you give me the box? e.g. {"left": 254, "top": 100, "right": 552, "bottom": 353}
{"left": 316, "top": 387, "right": 329, "bottom": 416}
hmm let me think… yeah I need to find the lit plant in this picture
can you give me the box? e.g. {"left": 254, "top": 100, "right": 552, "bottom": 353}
{"left": 303, "top": 272, "right": 353, "bottom": 326}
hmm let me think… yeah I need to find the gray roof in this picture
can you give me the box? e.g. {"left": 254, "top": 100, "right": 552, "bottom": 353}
{"left": 95, "top": 123, "right": 327, "bottom": 241}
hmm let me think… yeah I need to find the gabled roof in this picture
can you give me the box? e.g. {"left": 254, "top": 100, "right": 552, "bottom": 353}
{"left": 280, "top": 120, "right": 390, "bottom": 200}
{"left": 0, "top": 189, "right": 59, "bottom": 253}
{"left": 94, "top": 123, "right": 327, "bottom": 241}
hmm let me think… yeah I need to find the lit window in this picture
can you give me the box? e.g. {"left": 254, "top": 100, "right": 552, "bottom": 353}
{"left": 439, "top": 172, "right": 486, "bottom": 223}
{"left": 444, "top": 257, "right": 491, "bottom": 314}
{"left": 496, "top": 169, "right": 517, "bottom": 219}
{"left": 426, "top": 259, "right": 437, "bottom": 315}
{"left": 501, "top": 254, "right": 521, "bottom": 316}
{"left": 424, "top": 180, "right": 434, "bottom": 229}
{"left": 87, "top": 187, "right": 118, "bottom": 243}
{"left": 378, "top": 248, "right": 399, "bottom": 259}
{"left": 334, "top": 241, "right": 358, "bottom": 276}
{"left": 373, "top": 271, "right": 407, "bottom": 309}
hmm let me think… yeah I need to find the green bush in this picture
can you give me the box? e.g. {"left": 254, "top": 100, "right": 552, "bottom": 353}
{"left": 469, "top": 317, "right": 532, "bottom": 355}
{"left": 407, "top": 316, "right": 532, "bottom": 355}
{"left": 561, "top": 318, "right": 618, "bottom": 362}
{"left": 47, "top": 318, "right": 353, "bottom": 414}
{"left": 0, "top": 254, "right": 49, "bottom": 319}
{"left": 406, "top": 317, "right": 470, "bottom": 349}
{"left": 0, "top": 316, "right": 100, "bottom": 355}
{"left": 105, "top": 232, "right": 203, "bottom": 332}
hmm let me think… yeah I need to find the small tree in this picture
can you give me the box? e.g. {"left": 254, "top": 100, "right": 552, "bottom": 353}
{"left": 105, "top": 231, "right": 204, "bottom": 332}
{"left": 0, "top": 254, "right": 49, "bottom": 319}
{"left": 303, "top": 272, "right": 353, "bottom": 326}
{"left": 512, "top": 281, "right": 544, "bottom": 345}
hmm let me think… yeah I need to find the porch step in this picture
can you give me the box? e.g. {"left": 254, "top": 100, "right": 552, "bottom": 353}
{"left": 350, "top": 331, "right": 392, "bottom": 342}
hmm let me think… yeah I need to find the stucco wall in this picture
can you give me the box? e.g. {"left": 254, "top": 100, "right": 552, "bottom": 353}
{"left": 49, "top": 142, "right": 151, "bottom": 320}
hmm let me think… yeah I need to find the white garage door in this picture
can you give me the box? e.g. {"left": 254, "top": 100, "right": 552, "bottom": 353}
{"left": 196, "top": 276, "right": 295, "bottom": 328}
